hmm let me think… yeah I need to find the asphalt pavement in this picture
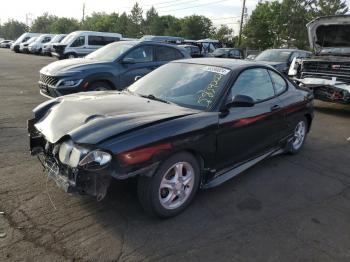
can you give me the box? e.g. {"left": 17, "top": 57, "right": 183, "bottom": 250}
{"left": 0, "top": 48, "right": 350, "bottom": 262}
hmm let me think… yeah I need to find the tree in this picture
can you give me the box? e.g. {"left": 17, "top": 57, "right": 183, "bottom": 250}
{"left": 31, "top": 13, "right": 58, "bottom": 33}
{"left": 144, "top": 7, "right": 161, "bottom": 35}
{"left": 0, "top": 20, "right": 29, "bottom": 39}
{"left": 127, "top": 2, "right": 144, "bottom": 37}
{"left": 115, "top": 12, "right": 130, "bottom": 36}
{"left": 180, "top": 15, "right": 213, "bottom": 39}
{"left": 242, "top": 1, "right": 281, "bottom": 49}
{"left": 278, "top": 0, "right": 314, "bottom": 49}
{"left": 213, "top": 25, "right": 234, "bottom": 45}
{"left": 315, "top": 0, "right": 348, "bottom": 16}
{"left": 51, "top": 17, "right": 80, "bottom": 34}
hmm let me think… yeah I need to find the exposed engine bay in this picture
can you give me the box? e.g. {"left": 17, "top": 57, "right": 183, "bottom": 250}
{"left": 289, "top": 15, "right": 350, "bottom": 104}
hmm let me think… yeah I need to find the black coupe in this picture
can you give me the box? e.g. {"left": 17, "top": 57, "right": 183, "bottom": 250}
{"left": 28, "top": 58, "right": 314, "bottom": 217}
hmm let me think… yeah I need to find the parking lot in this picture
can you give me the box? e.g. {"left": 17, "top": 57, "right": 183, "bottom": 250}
{"left": 0, "top": 48, "right": 349, "bottom": 261}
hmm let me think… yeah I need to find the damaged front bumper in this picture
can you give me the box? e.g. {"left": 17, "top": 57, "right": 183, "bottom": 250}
{"left": 28, "top": 119, "right": 159, "bottom": 200}
{"left": 294, "top": 77, "right": 350, "bottom": 104}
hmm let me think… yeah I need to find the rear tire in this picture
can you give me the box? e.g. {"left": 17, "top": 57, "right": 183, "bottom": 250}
{"left": 288, "top": 117, "right": 308, "bottom": 154}
{"left": 137, "top": 152, "right": 200, "bottom": 218}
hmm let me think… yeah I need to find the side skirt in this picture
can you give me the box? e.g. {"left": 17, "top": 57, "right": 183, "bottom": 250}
{"left": 202, "top": 147, "right": 285, "bottom": 189}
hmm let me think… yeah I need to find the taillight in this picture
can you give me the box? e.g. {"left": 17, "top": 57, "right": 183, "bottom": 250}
{"left": 118, "top": 143, "right": 172, "bottom": 166}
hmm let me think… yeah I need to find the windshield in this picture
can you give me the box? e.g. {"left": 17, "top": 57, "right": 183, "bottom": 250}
{"left": 128, "top": 63, "right": 231, "bottom": 110}
{"left": 255, "top": 50, "right": 292, "bottom": 62}
{"left": 50, "top": 35, "right": 64, "bottom": 43}
{"left": 319, "top": 47, "right": 350, "bottom": 56}
{"left": 60, "top": 33, "right": 77, "bottom": 45}
{"left": 85, "top": 42, "right": 136, "bottom": 61}
{"left": 26, "top": 37, "right": 38, "bottom": 44}
{"left": 14, "top": 34, "right": 30, "bottom": 44}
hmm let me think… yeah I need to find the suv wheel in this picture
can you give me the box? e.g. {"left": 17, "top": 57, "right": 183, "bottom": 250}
{"left": 89, "top": 82, "right": 112, "bottom": 91}
{"left": 66, "top": 53, "right": 77, "bottom": 59}
{"left": 137, "top": 152, "right": 200, "bottom": 218}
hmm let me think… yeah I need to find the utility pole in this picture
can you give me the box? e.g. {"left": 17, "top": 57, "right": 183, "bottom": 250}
{"left": 82, "top": 2, "right": 86, "bottom": 24}
{"left": 238, "top": 0, "right": 246, "bottom": 46}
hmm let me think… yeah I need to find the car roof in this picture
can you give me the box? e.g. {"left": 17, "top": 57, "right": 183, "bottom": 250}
{"left": 172, "top": 58, "right": 272, "bottom": 70}
{"left": 263, "top": 48, "right": 310, "bottom": 52}
{"left": 179, "top": 44, "right": 198, "bottom": 48}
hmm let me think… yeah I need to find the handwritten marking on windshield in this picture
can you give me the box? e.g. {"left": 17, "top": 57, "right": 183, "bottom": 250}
{"left": 197, "top": 73, "right": 224, "bottom": 107}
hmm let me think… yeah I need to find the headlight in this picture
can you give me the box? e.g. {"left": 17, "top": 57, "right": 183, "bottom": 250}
{"left": 79, "top": 150, "right": 112, "bottom": 170}
{"left": 59, "top": 79, "right": 83, "bottom": 87}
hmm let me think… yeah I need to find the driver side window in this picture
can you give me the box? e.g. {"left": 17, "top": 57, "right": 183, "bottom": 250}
{"left": 230, "top": 68, "right": 275, "bottom": 102}
{"left": 70, "top": 36, "right": 85, "bottom": 47}
{"left": 124, "top": 46, "right": 153, "bottom": 63}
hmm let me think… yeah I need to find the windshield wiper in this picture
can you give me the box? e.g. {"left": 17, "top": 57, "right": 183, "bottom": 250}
{"left": 140, "top": 94, "right": 171, "bottom": 104}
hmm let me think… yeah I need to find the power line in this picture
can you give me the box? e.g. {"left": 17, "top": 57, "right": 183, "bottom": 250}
{"left": 159, "top": 0, "right": 230, "bottom": 13}
{"left": 210, "top": 16, "right": 240, "bottom": 21}
{"left": 122, "top": 0, "right": 195, "bottom": 9}
{"left": 153, "top": 0, "right": 200, "bottom": 9}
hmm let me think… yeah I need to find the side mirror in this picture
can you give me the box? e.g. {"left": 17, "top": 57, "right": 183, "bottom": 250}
{"left": 227, "top": 95, "right": 255, "bottom": 108}
{"left": 122, "top": 57, "right": 135, "bottom": 64}
{"left": 134, "top": 75, "right": 142, "bottom": 82}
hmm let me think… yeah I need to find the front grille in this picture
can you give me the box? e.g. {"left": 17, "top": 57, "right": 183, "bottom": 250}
{"left": 39, "top": 74, "right": 59, "bottom": 86}
{"left": 302, "top": 61, "right": 350, "bottom": 82}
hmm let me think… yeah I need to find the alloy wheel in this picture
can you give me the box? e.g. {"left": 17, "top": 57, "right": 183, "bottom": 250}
{"left": 159, "top": 162, "right": 195, "bottom": 210}
{"left": 292, "top": 121, "right": 306, "bottom": 150}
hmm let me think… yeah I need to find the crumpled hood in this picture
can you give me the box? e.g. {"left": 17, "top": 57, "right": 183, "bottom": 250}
{"left": 40, "top": 58, "right": 110, "bottom": 76}
{"left": 307, "top": 15, "right": 350, "bottom": 51}
{"left": 34, "top": 92, "right": 196, "bottom": 144}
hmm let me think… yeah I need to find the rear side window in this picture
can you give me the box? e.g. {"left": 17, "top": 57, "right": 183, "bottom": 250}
{"left": 230, "top": 68, "right": 275, "bottom": 102}
{"left": 156, "top": 46, "right": 183, "bottom": 61}
{"left": 88, "top": 36, "right": 119, "bottom": 46}
{"left": 70, "top": 36, "right": 85, "bottom": 47}
{"left": 269, "top": 70, "right": 287, "bottom": 95}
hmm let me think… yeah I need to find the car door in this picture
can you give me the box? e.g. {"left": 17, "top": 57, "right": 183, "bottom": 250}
{"left": 216, "top": 68, "right": 283, "bottom": 170}
{"left": 118, "top": 45, "right": 155, "bottom": 88}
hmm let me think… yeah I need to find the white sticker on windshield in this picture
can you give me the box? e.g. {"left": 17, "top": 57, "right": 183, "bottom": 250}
{"left": 203, "top": 66, "right": 230, "bottom": 75}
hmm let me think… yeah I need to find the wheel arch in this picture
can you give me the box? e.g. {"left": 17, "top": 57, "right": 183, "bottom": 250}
{"left": 304, "top": 113, "right": 312, "bottom": 132}
{"left": 88, "top": 79, "right": 116, "bottom": 90}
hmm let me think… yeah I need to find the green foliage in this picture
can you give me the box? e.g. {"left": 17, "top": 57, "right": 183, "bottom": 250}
{"left": 0, "top": 20, "right": 29, "bottom": 39}
{"left": 179, "top": 15, "right": 213, "bottom": 39}
{"left": 127, "top": 3, "right": 144, "bottom": 37}
{"left": 315, "top": 0, "right": 348, "bottom": 16}
{"left": 242, "top": 0, "right": 349, "bottom": 50}
{"left": 51, "top": 18, "right": 80, "bottom": 34}
{"left": 213, "top": 25, "right": 235, "bottom": 45}
{"left": 30, "top": 13, "right": 58, "bottom": 33}
{"left": 3, "top": 0, "right": 346, "bottom": 47}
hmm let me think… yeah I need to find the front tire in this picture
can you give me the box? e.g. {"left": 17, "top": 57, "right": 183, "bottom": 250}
{"left": 137, "top": 152, "right": 200, "bottom": 218}
{"left": 66, "top": 53, "right": 77, "bottom": 59}
{"left": 89, "top": 81, "right": 112, "bottom": 91}
{"left": 288, "top": 117, "right": 308, "bottom": 154}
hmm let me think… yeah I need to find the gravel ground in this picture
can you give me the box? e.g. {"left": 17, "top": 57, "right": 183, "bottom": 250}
{"left": 0, "top": 48, "right": 350, "bottom": 262}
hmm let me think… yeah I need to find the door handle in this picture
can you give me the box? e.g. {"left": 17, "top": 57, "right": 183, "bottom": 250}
{"left": 270, "top": 105, "right": 281, "bottom": 111}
